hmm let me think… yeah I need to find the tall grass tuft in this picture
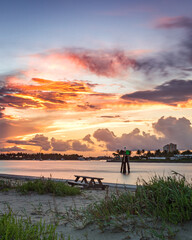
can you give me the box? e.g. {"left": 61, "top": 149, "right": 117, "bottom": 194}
{"left": 0, "top": 211, "right": 65, "bottom": 240}
{"left": 0, "top": 179, "right": 13, "bottom": 191}
{"left": 17, "top": 178, "right": 81, "bottom": 196}
{"left": 136, "top": 173, "right": 192, "bottom": 224}
{"left": 85, "top": 191, "right": 137, "bottom": 221}
{"left": 83, "top": 173, "right": 192, "bottom": 226}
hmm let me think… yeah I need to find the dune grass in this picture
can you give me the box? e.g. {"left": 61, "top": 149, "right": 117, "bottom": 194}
{"left": 0, "top": 211, "right": 66, "bottom": 240}
{"left": 135, "top": 173, "right": 192, "bottom": 224}
{"left": 83, "top": 173, "right": 192, "bottom": 225}
{"left": 0, "top": 178, "right": 81, "bottom": 196}
{"left": 0, "top": 179, "right": 13, "bottom": 191}
{"left": 17, "top": 178, "right": 81, "bottom": 196}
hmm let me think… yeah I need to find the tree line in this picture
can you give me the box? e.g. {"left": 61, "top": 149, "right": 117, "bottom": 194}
{"left": 134, "top": 149, "right": 191, "bottom": 158}
{"left": 0, "top": 152, "right": 83, "bottom": 160}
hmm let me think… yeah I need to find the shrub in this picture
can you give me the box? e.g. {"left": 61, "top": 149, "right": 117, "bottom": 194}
{"left": 84, "top": 174, "right": 192, "bottom": 225}
{"left": 17, "top": 178, "right": 81, "bottom": 196}
{"left": 136, "top": 174, "right": 192, "bottom": 223}
{"left": 0, "top": 212, "right": 65, "bottom": 240}
{"left": 0, "top": 179, "right": 13, "bottom": 191}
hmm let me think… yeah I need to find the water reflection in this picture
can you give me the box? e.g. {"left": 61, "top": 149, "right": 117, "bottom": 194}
{"left": 0, "top": 160, "right": 191, "bottom": 185}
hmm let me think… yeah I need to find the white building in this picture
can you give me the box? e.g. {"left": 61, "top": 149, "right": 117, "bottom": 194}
{"left": 163, "top": 143, "right": 177, "bottom": 153}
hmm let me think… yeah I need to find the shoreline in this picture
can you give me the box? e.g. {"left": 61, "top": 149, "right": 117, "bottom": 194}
{"left": 0, "top": 173, "right": 137, "bottom": 191}
{"left": 1, "top": 159, "right": 192, "bottom": 163}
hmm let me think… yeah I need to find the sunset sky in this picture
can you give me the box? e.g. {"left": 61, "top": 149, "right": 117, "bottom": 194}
{"left": 1, "top": 0, "right": 192, "bottom": 156}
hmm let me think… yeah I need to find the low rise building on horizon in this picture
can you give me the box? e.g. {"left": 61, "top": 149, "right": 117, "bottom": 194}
{"left": 163, "top": 143, "right": 177, "bottom": 153}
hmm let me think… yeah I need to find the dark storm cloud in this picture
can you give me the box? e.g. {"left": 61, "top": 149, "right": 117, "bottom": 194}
{"left": 0, "top": 107, "right": 5, "bottom": 118}
{"left": 72, "top": 140, "right": 93, "bottom": 151}
{"left": 66, "top": 49, "right": 135, "bottom": 78}
{"left": 0, "top": 119, "right": 41, "bottom": 139}
{"left": 29, "top": 134, "right": 51, "bottom": 151}
{"left": 93, "top": 128, "right": 116, "bottom": 143}
{"left": 7, "top": 140, "right": 32, "bottom": 145}
{"left": 133, "top": 17, "right": 192, "bottom": 77}
{"left": 83, "top": 134, "right": 94, "bottom": 144}
{"left": 153, "top": 116, "right": 192, "bottom": 149}
{"left": 77, "top": 102, "right": 100, "bottom": 110}
{"left": 121, "top": 79, "right": 192, "bottom": 105}
{"left": 51, "top": 138, "right": 71, "bottom": 151}
{"left": 93, "top": 128, "right": 162, "bottom": 151}
{"left": 0, "top": 146, "right": 26, "bottom": 152}
{"left": 60, "top": 17, "right": 192, "bottom": 78}
{"left": 156, "top": 16, "right": 192, "bottom": 29}
{"left": 63, "top": 29, "right": 192, "bottom": 79}
{"left": 1, "top": 95, "right": 42, "bottom": 109}
{"left": 159, "top": 17, "right": 192, "bottom": 65}
{"left": 6, "top": 116, "right": 192, "bottom": 152}
{"left": 65, "top": 47, "right": 182, "bottom": 79}
{"left": 8, "top": 134, "right": 51, "bottom": 151}
{"left": 51, "top": 138, "right": 92, "bottom": 152}
{"left": 51, "top": 138, "right": 93, "bottom": 152}
{"left": 100, "top": 115, "right": 120, "bottom": 118}
{"left": 7, "top": 135, "right": 92, "bottom": 152}
{"left": 93, "top": 116, "right": 192, "bottom": 151}
{"left": 134, "top": 53, "right": 178, "bottom": 77}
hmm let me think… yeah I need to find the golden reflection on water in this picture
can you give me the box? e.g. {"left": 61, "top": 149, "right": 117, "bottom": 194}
{"left": 0, "top": 160, "right": 191, "bottom": 185}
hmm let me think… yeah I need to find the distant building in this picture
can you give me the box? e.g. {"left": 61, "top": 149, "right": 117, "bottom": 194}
{"left": 149, "top": 157, "right": 166, "bottom": 160}
{"left": 163, "top": 143, "right": 177, "bottom": 153}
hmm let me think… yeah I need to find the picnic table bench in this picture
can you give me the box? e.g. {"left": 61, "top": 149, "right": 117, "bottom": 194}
{"left": 68, "top": 175, "right": 108, "bottom": 190}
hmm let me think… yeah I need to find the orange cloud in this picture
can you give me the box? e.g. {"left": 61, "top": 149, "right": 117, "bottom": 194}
{"left": 1, "top": 75, "right": 184, "bottom": 113}
{"left": 2, "top": 78, "right": 98, "bottom": 110}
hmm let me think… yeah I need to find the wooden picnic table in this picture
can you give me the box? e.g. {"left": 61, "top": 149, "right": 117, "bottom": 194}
{"left": 68, "top": 175, "right": 108, "bottom": 190}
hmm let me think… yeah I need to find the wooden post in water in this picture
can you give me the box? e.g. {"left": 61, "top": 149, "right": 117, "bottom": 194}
{"left": 120, "top": 149, "right": 131, "bottom": 174}
{"left": 125, "top": 155, "right": 130, "bottom": 173}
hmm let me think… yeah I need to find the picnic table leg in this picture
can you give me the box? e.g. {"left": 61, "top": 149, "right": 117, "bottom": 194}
{"left": 75, "top": 176, "right": 80, "bottom": 182}
{"left": 82, "top": 177, "right": 88, "bottom": 184}
{"left": 97, "top": 179, "right": 103, "bottom": 186}
{"left": 98, "top": 179, "right": 105, "bottom": 190}
{"left": 88, "top": 179, "right": 95, "bottom": 187}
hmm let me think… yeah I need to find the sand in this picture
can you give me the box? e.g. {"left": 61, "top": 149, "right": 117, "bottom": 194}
{"left": 0, "top": 177, "right": 192, "bottom": 240}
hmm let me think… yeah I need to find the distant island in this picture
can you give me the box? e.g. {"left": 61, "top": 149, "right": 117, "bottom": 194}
{"left": 110, "top": 149, "right": 192, "bottom": 163}
{"left": 0, "top": 152, "right": 112, "bottom": 161}
{"left": 0, "top": 149, "right": 192, "bottom": 163}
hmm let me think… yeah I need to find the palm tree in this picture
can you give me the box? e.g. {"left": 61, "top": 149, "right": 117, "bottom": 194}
{"left": 155, "top": 149, "right": 161, "bottom": 157}
{"left": 141, "top": 149, "right": 145, "bottom": 156}
{"left": 146, "top": 150, "right": 152, "bottom": 157}
{"left": 136, "top": 149, "right": 141, "bottom": 156}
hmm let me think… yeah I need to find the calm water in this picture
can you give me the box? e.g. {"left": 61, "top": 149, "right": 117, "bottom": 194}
{"left": 0, "top": 160, "right": 192, "bottom": 185}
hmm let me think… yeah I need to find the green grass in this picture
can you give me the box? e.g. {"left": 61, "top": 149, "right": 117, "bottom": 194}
{"left": 0, "top": 211, "right": 66, "bottom": 240}
{"left": 84, "top": 191, "right": 137, "bottom": 222}
{"left": 136, "top": 173, "right": 192, "bottom": 224}
{"left": 17, "top": 178, "right": 81, "bottom": 196}
{"left": 0, "top": 178, "right": 81, "bottom": 196}
{"left": 0, "top": 179, "right": 13, "bottom": 191}
{"left": 83, "top": 173, "right": 192, "bottom": 225}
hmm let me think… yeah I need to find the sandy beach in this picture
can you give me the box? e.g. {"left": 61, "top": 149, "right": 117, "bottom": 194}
{"left": 0, "top": 176, "right": 192, "bottom": 240}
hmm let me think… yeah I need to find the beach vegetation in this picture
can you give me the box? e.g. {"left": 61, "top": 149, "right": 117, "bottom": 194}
{"left": 0, "top": 179, "right": 13, "bottom": 191}
{"left": 79, "top": 173, "right": 192, "bottom": 236}
{"left": 17, "top": 178, "right": 81, "bottom": 196}
{"left": 0, "top": 211, "right": 66, "bottom": 240}
{"left": 136, "top": 172, "right": 192, "bottom": 224}
{"left": 0, "top": 178, "right": 81, "bottom": 196}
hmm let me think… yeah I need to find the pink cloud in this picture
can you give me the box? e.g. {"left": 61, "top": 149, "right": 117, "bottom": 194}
{"left": 156, "top": 16, "right": 192, "bottom": 29}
